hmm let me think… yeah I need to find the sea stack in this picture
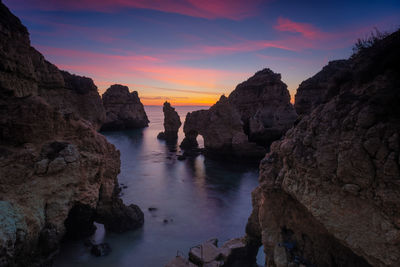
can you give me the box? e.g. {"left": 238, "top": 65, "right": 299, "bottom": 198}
{"left": 157, "top": 101, "right": 182, "bottom": 141}
{"left": 101, "top": 84, "right": 149, "bottom": 131}
{"left": 246, "top": 29, "right": 400, "bottom": 266}
{"left": 181, "top": 95, "right": 266, "bottom": 159}
{"left": 0, "top": 3, "right": 143, "bottom": 266}
{"left": 180, "top": 68, "right": 296, "bottom": 159}
{"left": 228, "top": 68, "right": 297, "bottom": 146}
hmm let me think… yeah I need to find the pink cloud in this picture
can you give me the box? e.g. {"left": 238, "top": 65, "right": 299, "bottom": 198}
{"left": 8, "top": 0, "right": 265, "bottom": 20}
{"left": 274, "top": 17, "right": 326, "bottom": 39}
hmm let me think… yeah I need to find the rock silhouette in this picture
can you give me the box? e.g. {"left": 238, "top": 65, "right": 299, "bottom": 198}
{"left": 157, "top": 101, "right": 181, "bottom": 141}
{"left": 101, "top": 84, "right": 149, "bottom": 131}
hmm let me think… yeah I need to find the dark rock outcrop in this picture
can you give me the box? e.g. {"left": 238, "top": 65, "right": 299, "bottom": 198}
{"left": 0, "top": 3, "right": 106, "bottom": 130}
{"left": 228, "top": 68, "right": 297, "bottom": 146}
{"left": 180, "top": 69, "right": 296, "bottom": 159}
{"left": 294, "top": 60, "right": 351, "bottom": 115}
{"left": 0, "top": 3, "right": 143, "bottom": 266}
{"left": 101, "top": 84, "right": 149, "bottom": 131}
{"left": 157, "top": 101, "right": 181, "bottom": 141}
{"left": 181, "top": 96, "right": 266, "bottom": 159}
{"left": 165, "top": 237, "right": 257, "bottom": 267}
{"left": 246, "top": 29, "right": 400, "bottom": 266}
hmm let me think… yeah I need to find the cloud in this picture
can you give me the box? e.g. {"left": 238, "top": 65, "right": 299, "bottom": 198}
{"left": 6, "top": 0, "right": 265, "bottom": 20}
{"left": 275, "top": 17, "right": 325, "bottom": 39}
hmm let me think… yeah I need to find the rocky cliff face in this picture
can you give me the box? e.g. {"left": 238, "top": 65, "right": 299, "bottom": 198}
{"left": 0, "top": 3, "right": 143, "bottom": 266}
{"left": 246, "top": 30, "right": 400, "bottom": 266}
{"left": 181, "top": 95, "right": 266, "bottom": 159}
{"left": 0, "top": 3, "right": 106, "bottom": 130}
{"left": 157, "top": 101, "right": 181, "bottom": 141}
{"left": 229, "top": 68, "right": 297, "bottom": 146}
{"left": 101, "top": 84, "right": 149, "bottom": 131}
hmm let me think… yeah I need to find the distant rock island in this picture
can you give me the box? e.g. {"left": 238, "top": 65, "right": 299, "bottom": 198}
{"left": 157, "top": 101, "right": 181, "bottom": 141}
{"left": 180, "top": 68, "right": 297, "bottom": 159}
{"left": 101, "top": 84, "right": 149, "bottom": 131}
{"left": 0, "top": 3, "right": 144, "bottom": 266}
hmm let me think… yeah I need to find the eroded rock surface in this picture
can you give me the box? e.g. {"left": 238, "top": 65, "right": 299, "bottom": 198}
{"left": 0, "top": 3, "right": 143, "bottom": 266}
{"left": 180, "top": 69, "right": 296, "bottom": 159}
{"left": 181, "top": 96, "right": 266, "bottom": 159}
{"left": 101, "top": 84, "right": 149, "bottom": 131}
{"left": 246, "top": 30, "right": 400, "bottom": 266}
{"left": 228, "top": 68, "right": 297, "bottom": 146}
{"left": 157, "top": 101, "right": 181, "bottom": 141}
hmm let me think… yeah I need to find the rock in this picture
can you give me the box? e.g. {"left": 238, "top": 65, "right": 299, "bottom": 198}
{"left": 229, "top": 68, "right": 298, "bottom": 146}
{"left": 0, "top": 3, "right": 144, "bottom": 266}
{"left": 180, "top": 69, "right": 296, "bottom": 159}
{"left": 246, "top": 29, "right": 400, "bottom": 266}
{"left": 158, "top": 102, "right": 182, "bottom": 141}
{"left": 170, "top": 237, "right": 258, "bottom": 267}
{"left": 181, "top": 95, "right": 266, "bottom": 159}
{"left": 91, "top": 243, "right": 112, "bottom": 257}
{"left": 165, "top": 256, "right": 197, "bottom": 267}
{"left": 148, "top": 207, "right": 158, "bottom": 212}
{"left": 101, "top": 84, "right": 149, "bottom": 131}
{"left": 177, "top": 155, "right": 186, "bottom": 161}
{"left": 294, "top": 60, "right": 351, "bottom": 116}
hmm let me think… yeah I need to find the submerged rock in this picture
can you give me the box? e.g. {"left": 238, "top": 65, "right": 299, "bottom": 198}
{"left": 158, "top": 101, "right": 182, "bottom": 141}
{"left": 101, "top": 84, "right": 149, "bottom": 131}
{"left": 246, "top": 29, "right": 400, "bottom": 266}
{"left": 91, "top": 243, "right": 112, "bottom": 257}
{"left": 0, "top": 3, "right": 144, "bottom": 266}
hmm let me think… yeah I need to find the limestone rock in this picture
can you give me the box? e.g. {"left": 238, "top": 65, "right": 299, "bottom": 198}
{"left": 228, "top": 68, "right": 297, "bottom": 146}
{"left": 180, "top": 69, "right": 296, "bottom": 159}
{"left": 181, "top": 96, "right": 266, "bottom": 159}
{"left": 0, "top": 3, "right": 144, "bottom": 266}
{"left": 101, "top": 84, "right": 149, "bottom": 131}
{"left": 246, "top": 29, "right": 400, "bottom": 266}
{"left": 157, "top": 101, "right": 181, "bottom": 141}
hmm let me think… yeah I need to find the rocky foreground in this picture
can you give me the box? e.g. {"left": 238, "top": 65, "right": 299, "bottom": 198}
{"left": 246, "top": 30, "right": 400, "bottom": 266}
{"left": 0, "top": 2, "right": 143, "bottom": 266}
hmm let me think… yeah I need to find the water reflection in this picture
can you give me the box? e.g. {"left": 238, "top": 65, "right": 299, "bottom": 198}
{"left": 54, "top": 106, "right": 260, "bottom": 267}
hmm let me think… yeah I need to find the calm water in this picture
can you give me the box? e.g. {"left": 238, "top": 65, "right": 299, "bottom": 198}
{"left": 54, "top": 106, "right": 261, "bottom": 267}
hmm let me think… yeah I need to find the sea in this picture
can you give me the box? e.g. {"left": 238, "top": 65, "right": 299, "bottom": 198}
{"left": 54, "top": 105, "right": 264, "bottom": 267}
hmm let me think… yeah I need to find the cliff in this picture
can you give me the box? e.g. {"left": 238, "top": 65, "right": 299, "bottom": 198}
{"left": 0, "top": 2, "right": 143, "bottom": 266}
{"left": 101, "top": 84, "right": 149, "bottom": 131}
{"left": 246, "top": 29, "right": 400, "bottom": 266}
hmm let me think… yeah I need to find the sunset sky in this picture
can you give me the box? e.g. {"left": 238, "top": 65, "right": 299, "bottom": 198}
{"left": 5, "top": 0, "right": 400, "bottom": 105}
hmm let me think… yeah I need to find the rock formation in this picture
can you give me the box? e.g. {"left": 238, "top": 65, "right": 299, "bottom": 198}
{"left": 180, "top": 69, "right": 296, "bottom": 159}
{"left": 181, "top": 95, "right": 266, "bottom": 159}
{"left": 157, "top": 101, "right": 181, "bottom": 141}
{"left": 294, "top": 60, "right": 351, "bottom": 115}
{"left": 246, "top": 29, "right": 400, "bottom": 266}
{"left": 228, "top": 68, "right": 297, "bottom": 146}
{"left": 0, "top": 3, "right": 143, "bottom": 266}
{"left": 165, "top": 237, "right": 257, "bottom": 267}
{"left": 101, "top": 84, "right": 149, "bottom": 131}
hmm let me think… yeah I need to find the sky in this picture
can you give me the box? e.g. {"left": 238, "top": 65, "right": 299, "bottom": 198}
{"left": 5, "top": 0, "right": 400, "bottom": 105}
